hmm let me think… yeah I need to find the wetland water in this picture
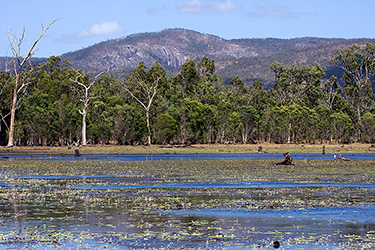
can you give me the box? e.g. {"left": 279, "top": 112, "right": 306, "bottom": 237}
{"left": 2, "top": 152, "right": 375, "bottom": 161}
{"left": 0, "top": 158, "right": 375, "bottom": 249}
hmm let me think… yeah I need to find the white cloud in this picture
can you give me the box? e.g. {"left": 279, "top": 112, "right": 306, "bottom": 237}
{"left": 78, "top": 21, "right": 124, "bottom": 38}
{"left": 56, "top": 21, "right": 124, "bottom": 44}
{"left": 217, "top": 0, "right": 238, "bottom": 12}
{"left": 247, "top": 2, "right": 299, "bottom": 19}
{"left": 146, "top": 5, "right": 168, "bottom": 16}
{"left": 176, "top": 0, "right": 238, "bottom": 13}
{"left": 176, "top": 0, "right": 206, "bottom": 13}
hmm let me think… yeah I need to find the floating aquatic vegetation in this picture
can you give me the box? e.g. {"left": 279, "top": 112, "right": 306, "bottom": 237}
{"left": 0, "top": 159, "right": 374, "bottom": 248}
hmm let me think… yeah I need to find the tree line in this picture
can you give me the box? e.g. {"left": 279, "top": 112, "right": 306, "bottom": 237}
{"left": 1, "top": 43, "right": 375, "bottom": 146}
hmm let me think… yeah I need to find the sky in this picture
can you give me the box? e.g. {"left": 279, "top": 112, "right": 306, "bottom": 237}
{"left": 1, "top": 0, "right": 375, "bottom": 58}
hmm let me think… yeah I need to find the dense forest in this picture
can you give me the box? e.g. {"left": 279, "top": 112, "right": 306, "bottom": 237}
{"left": 1, "top": 42, "right": 375, "bottom": 146}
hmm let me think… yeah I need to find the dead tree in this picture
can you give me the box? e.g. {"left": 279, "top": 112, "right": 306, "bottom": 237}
{"left": 6, "top": 19, "right": 58, "bottom": 147}
{"left": 70, "top": 71, "right": 104, "bottom": 146}
{"left": 334, "top": 153, "right": 350, "bottom": 161}
{"left": 275, "top": 152, "right": 295, "bottom": 165}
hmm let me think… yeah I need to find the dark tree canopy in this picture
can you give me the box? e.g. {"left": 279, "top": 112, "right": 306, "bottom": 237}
{"left": 1, "top": 43, "right": 375, "bottom": 146}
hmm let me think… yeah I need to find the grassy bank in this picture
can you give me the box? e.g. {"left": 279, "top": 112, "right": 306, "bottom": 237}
{"left": 1, "top": 143, "right": 375, "bottom": 155}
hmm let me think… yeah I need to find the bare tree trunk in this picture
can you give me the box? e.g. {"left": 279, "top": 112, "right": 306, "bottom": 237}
{"left": 122, "top": 69, "right": 163, "bottom": 146}
{"left": 287, "top": 123, "right": 291, "bottom": 144}
{"left": 6, "top": 19, "right": 58, "bottom": 147}
{"left": 242, "top": 126, "right": 248, "bottom": 144}
{"left": 70, "top": 70, "right": 104, "bottom": 147}
{"left": 357, "top": 103, "right": 361, "bottom": 141}
{"left": 7, "top": 74, "right": 20, "bottom": 146}
{"left": 146, "top": 109, "right": 151, "bottom": 145}
{"left": 81, "top": 108, "right": 87, "bottom": 146}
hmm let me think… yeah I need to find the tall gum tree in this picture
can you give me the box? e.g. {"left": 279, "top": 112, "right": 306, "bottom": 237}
{"left": 70, "top": 70, "right": 105, "bottom": 146}
{"left": 6, "top": 19, "right": 57, "bottom": 147}
{"left": 0, "top": 71, "right": 11, "bottom": 138}
{"left": 122, "top": 61, "right": 165, "bottom": 145}
{"left": 331, "top": 43, "right": 375, "bottom": 141}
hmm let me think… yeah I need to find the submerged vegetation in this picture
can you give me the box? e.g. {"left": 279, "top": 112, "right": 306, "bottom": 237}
{"left": 1, "top": 159, "right": 375, "bottom": 248}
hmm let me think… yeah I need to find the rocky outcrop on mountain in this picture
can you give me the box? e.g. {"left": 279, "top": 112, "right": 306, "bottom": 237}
{"left": 60, "top": 29, "right": 375, "bottom": 86}
{"left": 62, "top": 29, "right": 259, "bottom": 72}
{"left": 2, "top": 28, "right": 374, "bottom": 86}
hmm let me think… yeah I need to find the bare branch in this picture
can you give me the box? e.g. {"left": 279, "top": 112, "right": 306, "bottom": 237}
{"left": 0, "top": 112, "right": 10, "bottom": 131}
{"left": 6, "top": 19, "right": 58, "bottom": 147}
{"left": 123, "top": 85, "right": 148, "bottom": 110}
{"left": 69, "top": 69, "right": 106, "bottom": 146}
{"left": 120, "top": 66, "right": 163, "bottom": 145}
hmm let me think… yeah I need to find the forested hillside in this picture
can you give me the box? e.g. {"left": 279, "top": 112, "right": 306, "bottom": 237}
{"left": 2, "top": 29, "right": 375, "bottom": 87}
{"left": 59, "top": 29, "right": 375, "bottom": 86}
{"left": 1, "top": 40, "right": 375, "bottom": 146}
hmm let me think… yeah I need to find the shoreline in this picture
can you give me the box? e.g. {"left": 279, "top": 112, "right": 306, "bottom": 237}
{"left": 1, "top": 143, "right": 374, "bottom": 155}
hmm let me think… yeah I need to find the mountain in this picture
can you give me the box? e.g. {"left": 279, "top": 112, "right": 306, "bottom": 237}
{"left": 3, "top": 29, "right": 375, "bottom": 87}
{"left": 61, "top": 28, "right": 260, "bottom": 78}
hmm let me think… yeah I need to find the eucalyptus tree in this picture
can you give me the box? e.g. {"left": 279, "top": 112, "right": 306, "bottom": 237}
{"left": 112, "top": 104, "right": 146, "bottom": 145}
{"left": 227, "top": 75, "right": 248, "bottom": 109}
{"left": 288, "top": 104, "right": 318, "bottom": 143}
{"left": 215, "top": 96, "right": 233, "bottom": 143}
{"left": 270, "top": 62, "right": 325, "bottom": 108}
{"left": 315, "top": 104, "right": 332, "bottom": 143}
{"left": 361, "top": 112, "right": 375, "bottom": 143}
{"left": 270, "top": 62, "right": 325, "bottom": 143}
{"left": 6, "top": 19, "right": 57, "bottom": 147}
{"left": 32, "top": 56, "right": 79, "bottom": 146}
{"left": 153, "top": 113, "right": 178, "bottom": 145}
{"left": 320, "top": 75, "right": 341, "bottom": 113}
{"left": 89, "top": 100, "right": 112, "bottom": 145}
{"left": 329, "top": 112, "right": 354, "bottom": 143}
{"left": 269, "top": 106, "right": 289, "bottom": 144}
{"left": 0, "top": 71, "right": 12, "bottom": 141}
{"left": 238, "top": 105, "right": 259, "bottom": 144}
{"left": 227, "top": 75, "right": 247, "bottom": 95}
{"left": 195, "top": 57, "right": 222, "bottom": 104}
{"left": 331, "top": 43, "right": 375, "bottom": 140}
{"left": 248, "top": 80, "right": 268, "bottom": 110}
{"left": 0, "top": 71, "right": 10, "bottom": 101}
{"left": 122, "top": 61, "right": 165, "bottom": 145}
{"left": 248, "top": 80, "right": 270, "bottom": 142}
{"left": 202, "top": 104, "right": 217, "bottom": 144}
{"left": 70, "top": 70, "right": 105, "bottom": 146}
{"left": 179, "top": 98, "right": 205, "bottom": 144}
{"left": 179, "top": 59, "right": 200, "bottom": 98}
{"left": 197, "top": 56, "right": 215, "bottom": 81}
{"left": 227, "top": 111, "right": 242, "bottom": 143}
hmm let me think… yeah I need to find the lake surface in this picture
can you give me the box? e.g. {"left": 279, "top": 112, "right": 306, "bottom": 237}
{"left": 1, "top": 173, "right": 375, "bottom": 249}
{"left": 2, "top": 152, "right": 375, "bottom": 161}
{"left": 67, "top": 181, "right": 375, "bottom": 190}
{"left": 1, "top": 157, "right": 375, "bottom": 249}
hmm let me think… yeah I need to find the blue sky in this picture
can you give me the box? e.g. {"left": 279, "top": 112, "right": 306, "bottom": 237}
{"left": 1, "top": 0, "right": 375, "bottom": 58}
